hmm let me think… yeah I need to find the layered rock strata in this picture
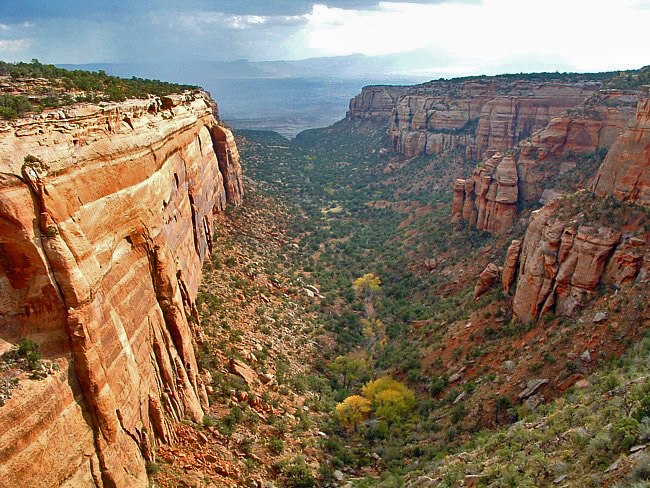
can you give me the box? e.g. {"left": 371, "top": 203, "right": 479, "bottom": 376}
{"left": 451, "top": 88, "right": 640, "bottom": 234}
{"left": 451, "top": 152, "right": 518, "bottom": 234}
{"left": 346, "top": 85, "right": 408, "bottom": 123}
{"left": 0, "top": 92, "right": 242, "bottom": 487}
{"left": 593, "top": 86, "right": 650, "bottom": 205}
{"left": 387, "top": 79, "right": 597, "bottom": 160}
{"left": 518, "top": 89, "right": 638, "bottom": 201}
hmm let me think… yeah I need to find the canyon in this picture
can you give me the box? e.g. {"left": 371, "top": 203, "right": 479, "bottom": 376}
{"left": 0, "top": 91, "right": 242, "bottom": 487}
{"left": 0, "top": 62, "right": 649, "bottom": 487}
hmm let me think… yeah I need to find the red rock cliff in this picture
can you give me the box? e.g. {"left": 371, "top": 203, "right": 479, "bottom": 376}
{"left": 452, "top": 88, "right": 639, "bottom": 234}
{"left": 593, "top": 86, "right": 650, "bottom": 205}
{"left": 505, "top": 198, "right": 648, "bottom": 323}
{"left": 518, "top": 89, "right": 637, "bottom": 201}
{"left": 0, "top": 92, "right": 242, "bottom": 487}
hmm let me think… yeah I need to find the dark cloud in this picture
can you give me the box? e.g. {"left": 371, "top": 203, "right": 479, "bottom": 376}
{"left": 0, "top": 0, "right": 480, "bottom": 20}
{"left": 0, "top": 1, "right": 481, "bottom": 63}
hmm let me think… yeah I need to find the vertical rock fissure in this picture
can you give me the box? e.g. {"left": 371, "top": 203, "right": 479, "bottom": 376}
{"left": 20, "top": 167, "right": 127, "bottom": 488}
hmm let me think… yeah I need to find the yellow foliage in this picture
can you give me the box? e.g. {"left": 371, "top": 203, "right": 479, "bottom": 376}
{"left": 336, "top": 395, "right": 371, "bottom": 429}
{"left": 374, "top": 388, "right": 413, "bottom": 422}
{"left": 353, "top": 273, "right": 381, "bottom": 295}
{"left": 362, "top": 377, "right": 413, "bottom": 403}
{"left": 362, "top": 376, "right": 416, "bottom": 422}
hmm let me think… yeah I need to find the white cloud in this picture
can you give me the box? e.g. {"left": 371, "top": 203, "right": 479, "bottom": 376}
{"left": 169, "top": 11, "right": 309, "bottom": 33}
{"left": 0, "top": 39, "right": 31, "bottom": 52}
{"left": 289, "top": 0, "right": 650, "bottom": 72}
{"left": 0, "top": 21, "right": 34, "bottom": 31}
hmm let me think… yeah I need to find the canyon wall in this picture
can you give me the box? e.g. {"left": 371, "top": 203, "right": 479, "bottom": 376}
{"left": 518, "top": 89, "right": 638, "bottom": 201}
{"left": 0, "top": 92, "right": 242, "bottom": 487}
{"left": 501, "top": 89, "right": 650, "bottom": 323}
{"left": 593, "top": 86, "right": 650, "bottom": 205}
{"left": 386, "top": 79, "right": 598, "bottom": 160}
{"left": 453, "top": 88, "right": 640, "bottom": 233}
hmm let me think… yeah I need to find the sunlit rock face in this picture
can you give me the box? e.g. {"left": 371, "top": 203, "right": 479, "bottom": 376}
{"left": 0, "top": 92, "right": 242, "bottom": 487}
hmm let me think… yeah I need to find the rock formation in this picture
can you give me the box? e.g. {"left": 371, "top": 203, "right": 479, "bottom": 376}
{"left": 517, "top": 89, "right": 638, "bottom": 201}
{"left": 505, "top": 200, "right": 648, "bottom": 323}
{"left": 0, "top": 92, "right": 242, "bottom": 487}
{"left": 474, "top": 263, "right": 501, "bottom": 300}
{"left": 502, "top": 239, "right": 522, "bottom": 292}
{"left": 346, "top": 85, "right": 408, "bottom": 123}
{"left": 593, "top": 86, "right": 650, "bottom": 205}
{"left": 451, "top": 152, "right": 519, "bottom": 234}
{"left": 451, "top": 87, "right": 640, "bottom": 234}
{"left": 387, "top": 79, "right": 597, "bottom": 160}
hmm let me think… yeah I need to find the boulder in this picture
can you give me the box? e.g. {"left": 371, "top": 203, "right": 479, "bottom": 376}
{"left": 593, "top": 312, "right": 608, "bottom": 324}
{"left": 518, "top": 379, "right": 549, "bottom": 400}
{"left": 230, "top": 359, "right": 257, "bottom": 387}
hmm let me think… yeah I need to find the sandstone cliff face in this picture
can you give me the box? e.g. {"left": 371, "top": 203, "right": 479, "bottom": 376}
{"left": 451, "top": 152, "right": 519, "bottom": 234}
{"left": 505, "top": 200, "right": 648, "bottom": 323}
{"left": 517, "top": 89, "right": 638, "bottom": 201}
{"left": 593, "top": 86, "right": 650, "bottom": 205}
{"left": 0, "top": 93, "right": 242, "bottom": 487}
{"left": 346, "top": 85, "right": 408, "bottom": 123}
{"left": 387, "top": 79, "right": 597, "bottom": 160}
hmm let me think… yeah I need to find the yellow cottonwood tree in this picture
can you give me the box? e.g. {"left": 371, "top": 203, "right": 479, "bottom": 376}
{"left": 353, "top": 273, "right": 381, "bottom": 296}
{"left": 362, "top": 377, "right": 415, "bottom": 423}
{"left": 335, "top": 395, "right": 371, "bottom": 431}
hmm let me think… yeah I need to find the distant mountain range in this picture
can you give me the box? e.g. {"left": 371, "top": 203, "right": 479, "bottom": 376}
{"left": 60, "top": 54, "right": 435, "bottom": 137}
{"left": 59, "top": 50, "right": 451, "bottom": 81}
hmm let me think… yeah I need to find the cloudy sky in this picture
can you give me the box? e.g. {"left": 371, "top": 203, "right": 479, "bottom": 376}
{"left": 1, "top": 0, "right": 649, "bottom": 76}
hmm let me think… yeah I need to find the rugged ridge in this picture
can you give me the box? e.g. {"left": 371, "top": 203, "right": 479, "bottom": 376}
{"left": 0, "top": 92, "right": 242, "bottom": 487}
{"left": 505, "top": 199, "right": 648, "bottom": 323}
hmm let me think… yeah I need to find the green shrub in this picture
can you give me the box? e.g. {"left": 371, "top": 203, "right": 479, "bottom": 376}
{"left": 283, "top": 457, "right": 317, "bottom": 488}
{"left": 268, "top": 437, "right": 285, "bottom": 454}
